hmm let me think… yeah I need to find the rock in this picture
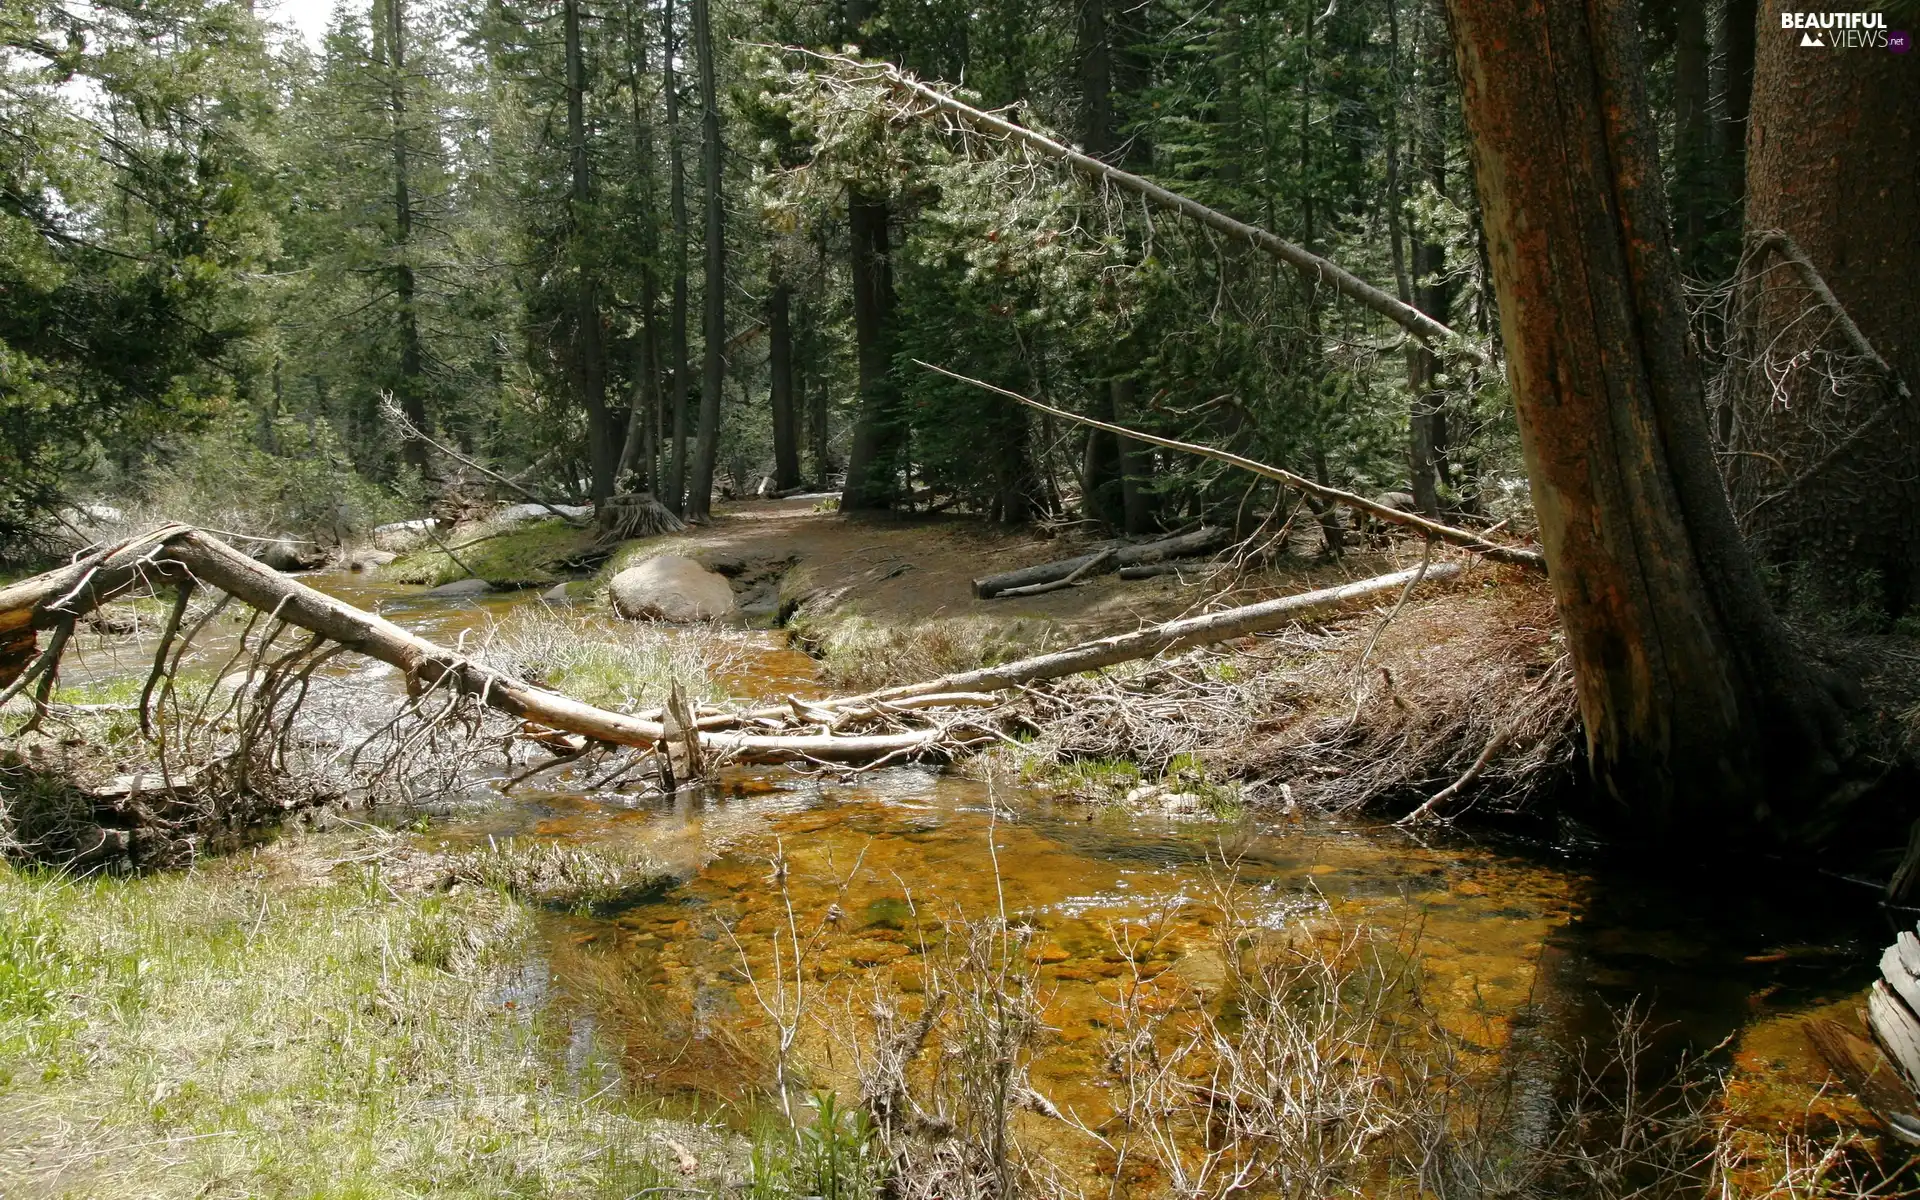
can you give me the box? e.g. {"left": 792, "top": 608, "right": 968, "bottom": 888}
{"left": 373, "top": 517, "right": 438, "bottom": 551}
{"left": 347, "top": 549, "right": 397, "bottom": 573}
{"left": 609, "top": 556, "right": 737, "bottom": 623}
{"left": 541, "top": 582, "right": 576, "bottom": 604}
{"left": 1375, "top": 490, "right": 1419, "bottom": 512}
{"left": 255, "top": 536, "right": 323, "bottom": 572}
{"left": 496, "top": 502, "right": 593, "bottom": 525}
{"left": 427, "top": 578, "right": 494, "bottom": 597}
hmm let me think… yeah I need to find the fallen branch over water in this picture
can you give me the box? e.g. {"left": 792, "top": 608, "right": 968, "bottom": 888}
{"left": 4, "top": 528, "right": 1467, "bottom": 774}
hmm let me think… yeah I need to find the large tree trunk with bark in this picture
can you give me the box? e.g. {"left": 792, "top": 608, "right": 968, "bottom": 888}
{"left": 1729, "top": 3, "right": 1920, "bottom": 617}
{"left": 564, "top": 0, "right": 617, "bottom": 504}
{"left": 1445, "top": 0, "right": 1846, "bottom": 840}
{"left": 685, "top": 0, "right": 725, "bottom": 522}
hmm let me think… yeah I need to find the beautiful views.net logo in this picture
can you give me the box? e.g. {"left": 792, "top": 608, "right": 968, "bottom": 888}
{"left": 1780, "top": 10, "right": 1905, "bottom": 49}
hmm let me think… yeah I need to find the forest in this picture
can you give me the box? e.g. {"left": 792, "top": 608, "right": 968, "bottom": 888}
{"left": 2, "top": 0, "right": 1918, "bottom": 1193}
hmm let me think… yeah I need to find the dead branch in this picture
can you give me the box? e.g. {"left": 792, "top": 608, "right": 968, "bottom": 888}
{"left": 919, "top": 362, "right": 1549, "bottom": 573}
{"left": 379, "top": 397, "right": 590, "bottom": 528}
{"left": 816, "top": 53, "right": 1479, "bottom": 359}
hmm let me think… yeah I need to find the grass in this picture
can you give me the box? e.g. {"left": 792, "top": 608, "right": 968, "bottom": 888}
{"left": 0, "top": 838, "right": 726, "bottom": 1198}
{"left": 388, "top": 519, "right": 601, "bottom": 588}
{"left": 478, "top": 606, "right": 749, "bottom": 712}
{"left": 791, "top": 611, "right": 1045, "bottom": 691}
{"left": 449, "top": 838, "right": 679, "bottom": 914}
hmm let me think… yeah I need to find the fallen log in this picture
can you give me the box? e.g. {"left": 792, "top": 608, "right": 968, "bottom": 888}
{"left": 6, "top": 528, "right": 1466, "bottom": 773}
{"left": 1, "top": 527, "right": 955, "bottom": 764}
{"left": 718, "top": 559, "right": 1469, "bottom": 730}
{"left": 994, "top": 547, "right": 1117, "bottom": 599}
{"left": 973, "top": 527, "right": 1229, "bottom": 598}
{"left": 1116, "top": 560, "right": 1219, "bottom": 581}
{"left": 922, "top": 361, "right": 1549, "bottom": 574}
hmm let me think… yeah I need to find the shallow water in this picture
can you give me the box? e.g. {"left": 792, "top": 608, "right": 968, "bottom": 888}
{"left": 64, "top": 571, "right": 1899, "bottom": 1175}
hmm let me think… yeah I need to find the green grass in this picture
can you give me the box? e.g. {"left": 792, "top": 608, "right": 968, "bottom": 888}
{"left": 0, "top": 843, "right": 724, "bottom": 1197}
{"left": 478, "top": 607, "right": 747, "bottom": 712}
{"left": 388, "top": 520, "right": 601, "bottom": 589}
{"left": 449, "top": 838, "right": 679, "bottom": 914}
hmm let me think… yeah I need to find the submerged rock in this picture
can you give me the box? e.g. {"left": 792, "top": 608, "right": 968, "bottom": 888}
{"left": 609, "top": 555, "right": 736, "bottom": 623}
{"left": 428, "top": 577, "right": 494, "bottom": 597}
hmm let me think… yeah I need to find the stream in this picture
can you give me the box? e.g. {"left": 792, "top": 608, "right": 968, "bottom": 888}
{"left": 60, "top": 572, "right": 1895, "bottom": 1176}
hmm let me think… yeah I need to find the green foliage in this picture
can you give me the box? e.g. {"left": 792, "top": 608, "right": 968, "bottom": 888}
{"left": 388, "top": 519, "right": 600, "bottom": 587}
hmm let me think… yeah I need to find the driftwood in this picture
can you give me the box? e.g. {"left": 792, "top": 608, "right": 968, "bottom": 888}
{"left": 973, "top": 527, "right": 1230, "bottom": 598}
{"left": 923, "top": 362, "right": 1549, "bottom": 574}
{"left": 1117, "top": 560, "right": 1219, "bottom": 581}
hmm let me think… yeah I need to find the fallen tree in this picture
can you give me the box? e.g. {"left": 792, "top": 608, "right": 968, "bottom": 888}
{"left": 971, "top": 526, "right": 1230, "bottom": 598}
{"left": 4, "top": 527, "right": 1467, "bottom": 773}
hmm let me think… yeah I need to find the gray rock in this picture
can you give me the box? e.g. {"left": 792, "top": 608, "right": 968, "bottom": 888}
{"left": 541, "top": 582, "right": 576, "bottom": 604}
{"left": 496, "top": 502, "right": 593, "bottom": 525}
{"left": 373, "top": 517, "right": 437, "bottom": 551}
{"left": 427, "top": 578, "right": 494, "bottom": 597}
{"left": 347, "top": 549, "right": 398, "bottom": 573}
{"left": 1374, "top": 490, "right": 1419, "bottom": 513}
{"left": 609, "top": 555, "right": 737, "bottom": 623}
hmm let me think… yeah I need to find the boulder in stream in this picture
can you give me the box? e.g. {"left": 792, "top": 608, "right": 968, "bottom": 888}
{"left": 609, "top": 555, "right": 736, "bottom": 623}
{"left": 427, "top": 577, "right": 494, "bottom": 597}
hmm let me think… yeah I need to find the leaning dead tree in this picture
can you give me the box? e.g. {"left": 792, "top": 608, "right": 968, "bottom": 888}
{"left": 3, "top": 526, "right": 1467, "bottom": 773}
{"left": 922, "top": 363, "right": 1549, "bottom": 573}
{"left": 801, "top": 51, "right": 1479, "bottom": 359}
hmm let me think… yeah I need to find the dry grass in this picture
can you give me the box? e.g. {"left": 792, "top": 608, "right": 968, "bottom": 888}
{"left": 1006, "top": 567, "right": 1579, "bottom": 819}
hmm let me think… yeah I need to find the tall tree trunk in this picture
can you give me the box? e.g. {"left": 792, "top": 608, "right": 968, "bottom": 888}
{"left": 615, "top": 2, "right": 659, "bottom": 492}
{"left": 564, "top": 0, "right": 616, "bottom": 504}
{"left": 768, "top": 279, "right": 801, "bottom": 490}
{"left": 838, "top": 0, "right": 903, "bottom": 512}
{"left": 1077, "top": 0, "right": 1153, "bottom": 531}
{"left": 662, "top": 0, "right": 691, "bottom": 515}
{"left": 1404, "top": 4, "right": 1454, "bottom": 519}
{"left": 1671, "top": 0, "right": 1711, "bottom": 271}
{"left": 380, "top": 0, "right": 429, "bottom": 476}
{"left": 1715, "top": 0, "right": 1757, "bottom": 185}
{"left": 807, "top": 307, "right": 832, "bottom": 483}
{"left": 684, "top": 0, "right": 724, "bottom": 522}
{"left": 1445, "top": 0, "right": 1844, "bottom": 839}
{"left": 1732, "top": 1, "right": 1920, "bottom": 617}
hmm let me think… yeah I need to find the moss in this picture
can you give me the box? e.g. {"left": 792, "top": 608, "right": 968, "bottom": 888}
{"left": 387, "top": 520, "right": 601, "bottom": 588}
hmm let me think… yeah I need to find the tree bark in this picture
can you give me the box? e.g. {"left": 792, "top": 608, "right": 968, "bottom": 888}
{"left": 1671, "top": 0, "right": 1711, "bottom": 271}
{"left": 840, "top": 192, "right": 901, "bottom": 510}
{"left": 1734, "top": 0, "right": 1920, "bottom": 616}
{"left": 1445, "top": 0, "right": 1844, "bottom": 839}
{"left": 379, "top": 0, "right": 429, "bottom": 477}
{"left": 837, "top": 0, "right": 904, "bottom": 512}
{"left": 1405, "top": 8, "right": 1454, "bottom": 519}
{"left": 662, "top": 0, "right": 691, "bottom": 515}
{"left": 615, "top": 2, "right": 661, "bottom": 493}
{"left": 564, "top": 0, "right": 617, "bottom": 504}
{"left": 685, "top": 0, "right": 724, "bottom": 522}
{"left": 768, "top": 279, "right": 801, "bottom": 490}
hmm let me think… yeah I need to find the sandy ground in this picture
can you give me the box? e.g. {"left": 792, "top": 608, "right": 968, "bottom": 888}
{"left": 653, "top": 495, "right": 1424, "bottom": 640}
